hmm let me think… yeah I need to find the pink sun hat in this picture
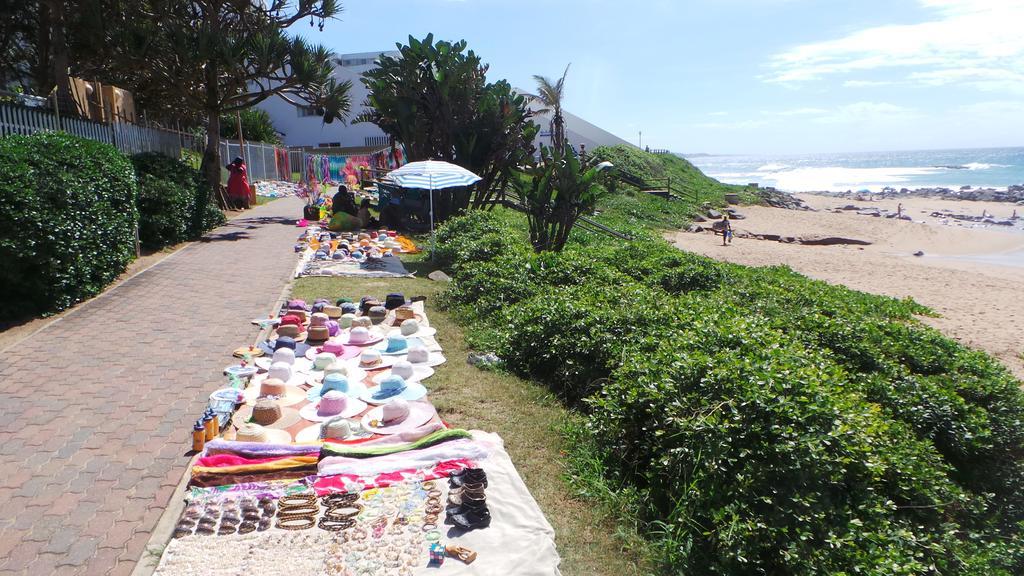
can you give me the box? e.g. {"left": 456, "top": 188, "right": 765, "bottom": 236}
{"left": 300, "top": 390, "right": 368, "bottom": 422}
{"left": 304, "top": 340, "right": 361, "bottom": 361}
{"left": 360, "top": 399, "right": 437, "bottom": 435}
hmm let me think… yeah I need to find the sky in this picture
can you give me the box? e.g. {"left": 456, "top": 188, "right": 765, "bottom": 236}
{"left": 294, "top": 0, "right": 1024, "bottom": 155}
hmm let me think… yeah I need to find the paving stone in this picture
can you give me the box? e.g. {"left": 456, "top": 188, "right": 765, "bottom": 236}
{"left": 0, "top": 198, "right": 303, "bottom": 575}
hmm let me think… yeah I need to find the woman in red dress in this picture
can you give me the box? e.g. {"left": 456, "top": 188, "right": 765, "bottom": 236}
{"left": 226, "top": 157, "right": 251, "bottom": 209}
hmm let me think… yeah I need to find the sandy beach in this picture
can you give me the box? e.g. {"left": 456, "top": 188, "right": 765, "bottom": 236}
{"left": 669, "top": 193, "right": 1024, "bottom": 378}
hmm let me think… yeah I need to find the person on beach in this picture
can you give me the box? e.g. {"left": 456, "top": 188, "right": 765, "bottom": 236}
{"left": 721, "top": 214, "right": 732, "bottom": 246}
{"left": 225, "top": 157, "right": 251, "bottom": 209}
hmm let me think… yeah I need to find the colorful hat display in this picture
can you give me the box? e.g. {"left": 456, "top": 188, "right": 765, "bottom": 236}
{"left": 234, "top": 422, "right": 292, "bottom": 444}
{"left": 299, "top": 390, "right": 368, "bottom": 422}
{"left": 361, "top": 399, "right": 437, "bottom": 435}
{"left": 361, "top": 374, "right": 427, "bottom": 405}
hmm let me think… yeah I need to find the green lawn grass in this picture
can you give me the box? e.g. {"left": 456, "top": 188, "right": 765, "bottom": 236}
{"left": 289, "top": 251, "right": 646, "bottom": 576}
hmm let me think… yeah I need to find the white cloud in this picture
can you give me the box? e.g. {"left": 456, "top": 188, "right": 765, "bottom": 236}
{"left": 843, "top": 80, "right": 894, "bottom": 88}
{"left": 765, "top": 107, "right": 829, "bottom": 116}
{"left": 811, "top": 101, "right": 918, "bottom": 124}
{"left": 765, "top": 0, "right": 1024, "bottom": 93}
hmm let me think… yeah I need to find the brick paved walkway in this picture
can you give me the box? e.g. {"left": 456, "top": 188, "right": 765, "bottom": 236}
{"left": 0, "top": 197, "right": 305, "bottom": 576}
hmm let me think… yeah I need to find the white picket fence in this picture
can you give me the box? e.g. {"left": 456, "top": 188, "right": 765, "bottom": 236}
{"left": 0, "top": 101, "right": 289, "bottom": 181}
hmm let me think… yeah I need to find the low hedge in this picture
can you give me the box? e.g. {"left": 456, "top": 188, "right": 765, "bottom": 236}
{"left": 433, "top": 209, "right": 1024, "bottom": 574}
{"left": 0, "top": 132, "right": 138, "bottom": 318}
{"left": 131, "top": 152, "right": 224, "bottom": 249}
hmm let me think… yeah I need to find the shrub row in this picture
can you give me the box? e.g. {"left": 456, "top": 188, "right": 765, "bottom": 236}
{"left": 0, "top": 132, "right": 138, "bottom": 318}
{"left": 132, "top": 152, "right": 225, "bottom": 250}
{"left": 433, "top": 209, "right": 1024, "bottom": 574}
{"left": 0, "top": 133, "right": 226, "bottom": 319}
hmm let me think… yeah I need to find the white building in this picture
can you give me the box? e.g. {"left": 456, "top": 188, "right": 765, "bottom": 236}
{"left": 259, "top": 51, "right": 634, "bottom": 152}
{"left": 258, "top": 51, "right": 396, "bottom": 149}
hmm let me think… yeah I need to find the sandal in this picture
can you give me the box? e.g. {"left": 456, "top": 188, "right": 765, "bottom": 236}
{"left": 450, "top": 506, "right": 491, "bottom": 531}
{"left": 449, "top": 468, "right": 487, "bottom": 489}
{"left": 445, "top": 544, "right": 478, "bottom": 564}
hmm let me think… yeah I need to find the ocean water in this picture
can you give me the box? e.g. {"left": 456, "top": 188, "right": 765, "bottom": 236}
{"left": 687, "top": 147, "right": 1024, "bottom": 193}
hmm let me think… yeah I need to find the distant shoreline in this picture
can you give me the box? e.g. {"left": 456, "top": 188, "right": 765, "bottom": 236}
{"left": 793, "top": 185, "right": 1024, "bottom": 204}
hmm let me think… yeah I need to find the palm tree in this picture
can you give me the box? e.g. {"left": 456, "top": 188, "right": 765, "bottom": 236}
{"left": 531, "top": 64, "right": 570, "bottom": 153}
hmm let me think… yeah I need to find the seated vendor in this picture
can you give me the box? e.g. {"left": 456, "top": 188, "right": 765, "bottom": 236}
{"left": 327, "top": 209, "right": 362, "bottom": 232}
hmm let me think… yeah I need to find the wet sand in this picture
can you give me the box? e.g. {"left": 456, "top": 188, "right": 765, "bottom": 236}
{"left": 669, "top": 194, "right": 1024, "bottom": 378}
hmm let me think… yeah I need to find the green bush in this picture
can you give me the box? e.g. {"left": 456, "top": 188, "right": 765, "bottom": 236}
{"left": 435, "top": 210, "right": 1024, "bottom": 574}
{"left": 0, "top": 132, "right": 137, "bottom": 318}
{"left": 131, "top": 152, "right": 224, "bottom": 249}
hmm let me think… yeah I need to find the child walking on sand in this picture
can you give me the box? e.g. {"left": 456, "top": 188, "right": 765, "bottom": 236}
{"left": 721, "top": 214, "right": 733, "bottom": 246}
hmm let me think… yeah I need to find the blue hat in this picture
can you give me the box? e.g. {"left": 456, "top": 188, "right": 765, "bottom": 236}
{"left": 308, "top": 371, "right": 368, "bottom": 402}
{"left": 257, "top": 336, "right": 311, "bottom": 357}
{"left": 379, "top": 335, "right": 409, "bottom": 355}
{"left": 340, "top": 302, "right": 359, "bottom": 314}
{"left": 362, "top": 375, "right": 427, "bottom": 404}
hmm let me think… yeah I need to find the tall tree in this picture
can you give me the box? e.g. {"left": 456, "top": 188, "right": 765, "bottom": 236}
{"left": 530, "top": 64, "right": 570, "bottom": 153}
{"left": 358, "top": 34, "right": 538, "bottom": 216}
{"left": 88, "top": 0, "right": 351, "bottom": 199}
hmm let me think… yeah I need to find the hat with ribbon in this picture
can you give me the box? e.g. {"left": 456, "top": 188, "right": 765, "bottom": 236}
{"left": 371, "top": 360, "right": 434, "bottom": 385}
{"left": 360, "top": 399, "right": 436, "bottom": 435}
{"left": 361, "top": 374, "right": 427, "bottom": 405}
{"left": 235, "top": 397, "right": 302, "bottom": 431}
{"left": 300, "top": 390, "right": 368, "bottom": 422}
{"left": 294, "top": 416, "right": 373, "bottom": 443}
{"left": 242, "top": 377, "right": 305, "bottom": 406}
{"left": 354, "top": 348, "right": 395, "bottom": 370}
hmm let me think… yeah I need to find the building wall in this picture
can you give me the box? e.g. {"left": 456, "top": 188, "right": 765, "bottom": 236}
{"left": 258, "top": 52, "right": 395, "bottom": 148}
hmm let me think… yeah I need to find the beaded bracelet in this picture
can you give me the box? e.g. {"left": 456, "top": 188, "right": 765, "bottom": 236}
{"left": 318, "top": 518, "right": 356, "bottom": 532}
{"left": 279, "top": 494, "right": 317, "bottom": 507}
{"left": 276, "top": 515, "right": 316, "bottom": 530}
{"left": 278, "top": 506, "right": 320, "bottom": 518}
{"left": 322, "top": 493, "right": 359, "bottom": 506}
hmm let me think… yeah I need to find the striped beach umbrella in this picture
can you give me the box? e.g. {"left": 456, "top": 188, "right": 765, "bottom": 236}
{"left": 386, "top": 161, "right": 482, "bottom": 232}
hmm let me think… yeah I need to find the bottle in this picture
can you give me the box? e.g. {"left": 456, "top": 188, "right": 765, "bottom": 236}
{"left": 210, "top": 411, "right": 220, "bottom": 437}
{"left": 192, "top": 421, "right": 205, "bottom": 452}
{"left": 203, "top": 412, "right": 215, "bottom": 441}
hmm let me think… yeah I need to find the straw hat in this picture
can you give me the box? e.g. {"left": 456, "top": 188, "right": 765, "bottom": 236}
{"left": 361, "top": 399, "right": 436, "bottom": 435}
{"left": 234, "top": 398, "right": 302, "bottom": 430}
{"left": 323, "top": 305, "right": 343, "bottom": 319}
{"left": 299, "top": 391, "right": 368, "bottom": 422}
{"left": 232, "top": 345, "right": 264, "bottom": 359}
{"left": 233, "top": 422, "right": 292, "bottom": 444}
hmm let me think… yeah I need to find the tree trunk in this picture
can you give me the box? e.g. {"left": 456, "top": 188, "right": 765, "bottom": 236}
{"left": 202, "top": 111, "right": 223, "bottom": 206}
{"left": 200, "top": 57, "right": 223, "bottom": 206}
{"left": 48, "top": 0, "right": 68, "bottom": 102}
